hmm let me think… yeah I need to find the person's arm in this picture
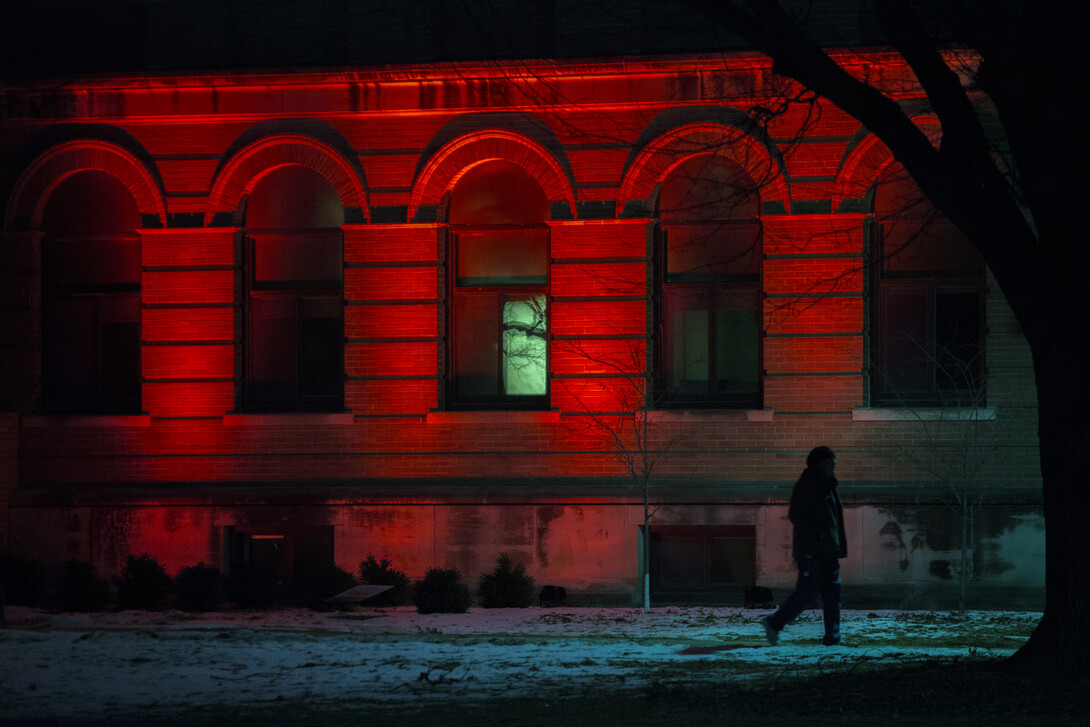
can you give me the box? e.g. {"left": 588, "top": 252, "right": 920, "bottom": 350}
{"left": 788, "top": 473, "right": 823, "bottom": 556}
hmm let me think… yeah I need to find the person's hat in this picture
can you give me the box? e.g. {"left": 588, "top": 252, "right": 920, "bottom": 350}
{"left": 806, "top": 446, "right": 835, "bottom": 467}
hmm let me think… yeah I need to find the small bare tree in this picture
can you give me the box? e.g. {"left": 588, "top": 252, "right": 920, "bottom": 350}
{"left": 874, "top": 335, "right": 1028, "bottom": 611}
{"left": 556, "top": 337, "right": 682, "bottom": 612}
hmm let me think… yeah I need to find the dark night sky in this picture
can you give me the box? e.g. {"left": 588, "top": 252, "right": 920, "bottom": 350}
{"left": 1, "top": 0, "right": 884, "bottom": 78}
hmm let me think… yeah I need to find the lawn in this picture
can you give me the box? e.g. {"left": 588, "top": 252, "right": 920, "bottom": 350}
{"left": 3, "top": 606, "right": 1085, "bottom": 726}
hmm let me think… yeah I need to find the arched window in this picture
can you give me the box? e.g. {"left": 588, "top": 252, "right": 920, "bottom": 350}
{"left": 447, "top": 160, "right": 549, "bottom": 409}
{"left": 41, "top": 170, "right": 142, "bottom": 414}
{"left": 656, "top": 155, "right": 761, "bottom": 408}
{"left": 871, "top": 165, "right": 984, "bottom": 405}
{"left": 243, "top": 165, "right": 344, "bottom": 411}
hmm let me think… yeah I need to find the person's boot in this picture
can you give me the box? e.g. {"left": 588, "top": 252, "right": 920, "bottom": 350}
{"left": 761, "top": 616, "right": 780, "bottom": 646}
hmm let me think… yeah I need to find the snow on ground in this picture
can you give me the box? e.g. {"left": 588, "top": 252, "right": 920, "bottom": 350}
{"left": 0, "top": 606, "right": 1039, "bottom": 722}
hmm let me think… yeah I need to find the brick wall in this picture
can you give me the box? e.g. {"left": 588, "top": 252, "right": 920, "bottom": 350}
{"left": 0, "top": 53, "right": 1042, "bottom": 603}
{"left": 0, "top": 413, "right": 15, "bottom": 548}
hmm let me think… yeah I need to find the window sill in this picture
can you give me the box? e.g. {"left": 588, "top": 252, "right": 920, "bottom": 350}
{"left": 426, "top": 410, "right": 562, "bottom": 424}
{"left": 22, "top": 414, "right": 152, "bottom": 428}
{"left": 223, "top": 412, "right": 356, "bottom": 426}
{"left": 647, "top": 409, "right": 774, "bottom": 423}
{"left": 852, "top": 407, "right": 996, "bottom": 421}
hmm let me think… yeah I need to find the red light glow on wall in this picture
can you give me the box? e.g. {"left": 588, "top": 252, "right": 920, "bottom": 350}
{"left": 0, "top": 53, "right": 1040, "bottom": 607}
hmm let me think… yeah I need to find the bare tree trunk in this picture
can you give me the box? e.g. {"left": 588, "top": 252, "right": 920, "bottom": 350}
{"left": 959, "top": 505, "right": 970, "bottom": 612}
{"left": 1009, "top": 352, "right": 1090, "bottom": 674}
{"left": 673, "top": 0, "right": 1090, "bottom": 676}
{"left": 643, "top": 490, "right": 651, "bottom": 613}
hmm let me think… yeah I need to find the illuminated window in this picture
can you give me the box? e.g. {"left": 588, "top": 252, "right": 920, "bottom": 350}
{"left": 871, "top": 166, "right": 985, "bottom": 406}
{"left": 448, "top": 161, "right": 549, "bottom": 409}
{"left": 656, "top": 156, "right": 761, "bottom": 408}
{"left": 243, "top": 165, "right": 344, "bottom": 412}
{"left": 41, "top": 170, "right": 142, "bottom": 414}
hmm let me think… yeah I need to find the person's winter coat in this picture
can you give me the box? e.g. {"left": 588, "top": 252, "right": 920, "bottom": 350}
{"left": 788, "top": 467, "right": 847, "bottom": 560}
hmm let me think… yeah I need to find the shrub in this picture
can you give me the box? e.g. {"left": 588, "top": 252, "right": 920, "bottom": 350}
{"left": 295, "top": 562, "right": 358, "bottom": 610}
{"left": 0, "top": 550, "right": 47, "bottom": 607}
{"left": 414, "top": 567, "right": 471, "bottom": 614}
{"left": 227, "top": 561, "right": 279, "bottom": 609}
{"left": 116, "top": 553, "right": 173, "bottom": 611}
{"left": 54, "top": 560, "right": 109, "bottom": 612}
{"left": 174, "top": 562, "right": 227, "bottom": 612}
{"left": 359, "top": 554, "right": 411, "bottom": 607}
{"left": 477, "top": 553, "right": 535, "bottom": 609}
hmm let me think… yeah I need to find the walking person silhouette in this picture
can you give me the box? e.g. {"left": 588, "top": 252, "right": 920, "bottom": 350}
{"left": 762, "top": 446, "right": 847, "bottom": 646}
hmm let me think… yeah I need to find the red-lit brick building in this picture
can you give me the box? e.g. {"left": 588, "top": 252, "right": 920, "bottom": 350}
{"left": 0, "top": 4, "right": 1042, "bottom": 608}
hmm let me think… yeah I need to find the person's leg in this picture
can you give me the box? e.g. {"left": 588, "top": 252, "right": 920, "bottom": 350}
{"left": 766, "top": 555, "right": 822, "bottom": 631}
{"left": 818, "top": 557, "right": 842, "bottom": 645}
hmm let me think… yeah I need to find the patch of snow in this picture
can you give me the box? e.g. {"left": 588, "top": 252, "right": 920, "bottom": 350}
{"left": 0, "top": 606, "right": 1040, "bottom": 721}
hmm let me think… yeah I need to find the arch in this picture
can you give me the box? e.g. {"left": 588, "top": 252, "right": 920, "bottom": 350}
{"left": 619, "top": 123, "right": 788, "bottom": 214}
{"left": 5, "top": 139, "right": 166, "bottom": 230}
{"left": 409, "top": 130, "right": 576, "bottom": 222}
{"left": 658, "top": 154, "right": 762, "bottom": 220}
{"left": 834, "top": 116, "right": 943, "bottom": 208}
{"left": 206, "top": 134, "right": 368, "bottom": 226}
{"left": 246, "top": 164, "right": 346, "bottom": 229}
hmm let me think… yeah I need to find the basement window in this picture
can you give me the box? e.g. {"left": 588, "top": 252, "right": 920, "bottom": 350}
{"left": 650, "top": 525, "right": 757, "bottom": 601}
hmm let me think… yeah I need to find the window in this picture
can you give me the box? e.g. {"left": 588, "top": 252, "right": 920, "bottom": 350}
{"left": 41, "top": 170, "right": 142, "bottom": 414}
{"left": 223, "top": 525, "right": 335, "bottom": 604}
{"left": 447, "top": 161, "right": 550, "bottom": 409}
{"left": 243, "top": 165, "right": 344, "bottom": 412}
{"left": 656, "top": 155, "right": 762, "bottom": 408}
{"left": 650, "top": 525, "right": 757, "bottom": 599}
{"left": 871, "top": 166, "right": 985, "bottom": 406}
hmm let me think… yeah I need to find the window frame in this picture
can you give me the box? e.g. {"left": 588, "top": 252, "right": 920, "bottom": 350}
{"left": 447, "top": 224, "right": 551, "bottom": 411}
{"left": 41, "top": 230, "right": 143, "bottom": 415}
{"left": 242, "top": 228, "right": 345, "bottom": 413}
{"left": 870, "top": 216, "right": 986, "bottom": 407}
{"left": 649, "top": 524, "right": 758, "bottom": 596}
{"left": 655, "top": 219, "right": 763, "bottom": 409}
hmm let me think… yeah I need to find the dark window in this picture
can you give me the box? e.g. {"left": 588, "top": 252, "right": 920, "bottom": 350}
{"left": 650, "top": 525, "right": 757, "bottom": 599}
{"left": 243, "top": 166, "right": 344, "bottom": 412}
{"left": 662, "top": 283, "right": 760, "bottom": 402}
{"left": 223, "top": 525, "right": 336, "bottom": 606}
{"left": 448, "top": 161, "right": 550, "bottom": 409}
{"left": 871, "top": 166, "right": 985, "bottom": 406}
{"left": 656, "top": 156, "right": 762, "bottom": 408}
{"left": 41, "top": 170, "right": 142, "bottom": 414}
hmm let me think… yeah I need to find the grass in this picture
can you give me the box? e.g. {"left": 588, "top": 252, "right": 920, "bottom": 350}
{"left": 21, "top": 659, "right": 1087, "bottom": 727}
{"left": 357, "top": 658, "right": 1088, "bottom": 726}
{"left": 10, "top": 608, "right": 1073, "bottom": 726}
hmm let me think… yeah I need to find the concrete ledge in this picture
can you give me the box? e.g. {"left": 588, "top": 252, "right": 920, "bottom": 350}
{"left": 222, "top": 412, "right": 356, "bottom": 426}
{"left": 21, "top": 414, "right": 152, "bottom": 428}
{"left": 647, "top": 409, "right": 774, "bottom": 423}
{"left": 852, "top": 407, "right": 997, "bottom": 421}
{"left": 426, "top": 410, "right": 562, "bottom": 424}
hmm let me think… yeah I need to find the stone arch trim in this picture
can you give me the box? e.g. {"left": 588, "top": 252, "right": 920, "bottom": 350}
{"left": 619, "top": 123, "right": 788, "bottom": 213}
{"left": 206, "top": 134, "right": 369, "bottom": 226}
{"left": 4, "top": 139, "right": 166, "bottom": 230}
{"left": 409, "top": 130, "right": 576, "bottom": 221}
{"left": 835, "top": 116, "right": 943, "bottom": 208}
